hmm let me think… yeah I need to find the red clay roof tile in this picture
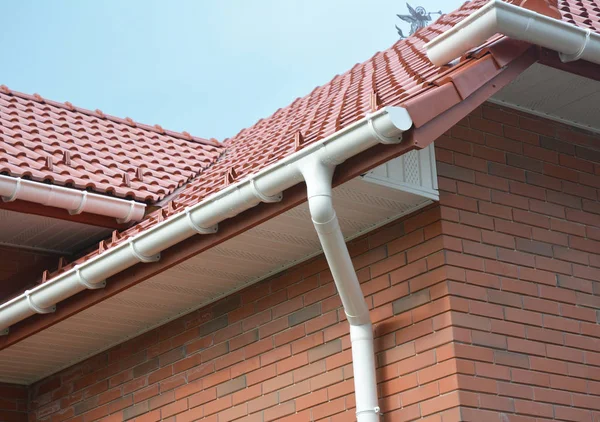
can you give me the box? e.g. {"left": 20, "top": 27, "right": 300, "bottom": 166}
{"left": 0, "top": 89, "right": 223, "bottom": 203}
{"left": 7, "top": 0, "right": 600, "bottom": 291}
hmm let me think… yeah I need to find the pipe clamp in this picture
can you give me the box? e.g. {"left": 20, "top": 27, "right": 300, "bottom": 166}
{"left": 356, "top": 406, "right": 382, "bottom": 417}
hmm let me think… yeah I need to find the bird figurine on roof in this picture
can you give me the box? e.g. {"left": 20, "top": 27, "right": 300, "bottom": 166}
{"left": 396, "top": 3, "right": 443, "bottom": 39}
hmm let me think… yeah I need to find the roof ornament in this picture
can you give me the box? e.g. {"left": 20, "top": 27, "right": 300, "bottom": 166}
{"left": 182, "top": 131, "right": 193, "bottom": 140}
{"left": 0, "top": 85, "right": 10, "bottom": 94}
{"left": 64, "top": 101, "right": 75, "bottom": 111}
{"left": 396, "top": 3, "right": 442, "bottom": 39}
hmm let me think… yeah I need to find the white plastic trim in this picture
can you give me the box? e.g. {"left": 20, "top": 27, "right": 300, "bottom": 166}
{"left": 425, "top": 0, "right": 600, "bottom": 67}
{"left": 0, "top": 175, "right": 146, "bottom": 222}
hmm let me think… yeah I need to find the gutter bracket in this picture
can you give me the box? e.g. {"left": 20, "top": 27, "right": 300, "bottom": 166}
{"left": 76, "top": 267, "right": 106, "bottom": 290}
{"left": 69, "top": 191, "right": 88, "bottom": 215}
{"left": 185, "top": 208, "right": 218, "bottom": 234}
{"left": 0, "top": 328, "right": 8, "bottom": 336}
{"left": 2, "top": 178, "right": 21, "bottom": 202}
{"left": 250, "top": 179, "right": 282, "bottom": 203}
{"left": 560, "top": 28, "right": 591, "bottom": 62}
{"left": 128, "top": 239, "right": 161, "bottom": 263}
{"left": 25, "top": 290, "right": 56, "bottom": 314}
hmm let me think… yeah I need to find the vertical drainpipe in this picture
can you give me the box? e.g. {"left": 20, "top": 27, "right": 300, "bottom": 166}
{"left": 300, "top": 158, "right": 381, "bottom": 422}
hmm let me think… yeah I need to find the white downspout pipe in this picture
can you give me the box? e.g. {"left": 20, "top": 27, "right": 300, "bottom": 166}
{"left": 0, "top": 175, "right": 146, "bottom": 223}
{"left": 300, "top": 158, "right": 380, "bottom": 421}
{"left": 425, "top": 0, "right": 600, "bottom": 67}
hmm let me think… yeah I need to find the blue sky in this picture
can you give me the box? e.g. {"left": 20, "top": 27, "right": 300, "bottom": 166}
{"left": 2, "top": 1, "right": 464, "bottom": 141}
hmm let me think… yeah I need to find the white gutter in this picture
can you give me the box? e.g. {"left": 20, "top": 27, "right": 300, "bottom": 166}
{"left": 0, "top": 107, "right": 413, "bottom": 420}
{"left": 0, "top": 175, "right": 146, "bottom": 223}
{"left": 425, "top": 0, "right": 600, "bottom": 67}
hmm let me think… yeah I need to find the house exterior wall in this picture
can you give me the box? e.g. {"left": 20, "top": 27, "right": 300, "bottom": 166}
{"left": 26, "top": 103, "right": 600, "bottom": 421}
{"left": 0, "top": 383, "right": 27, "bottom": 422}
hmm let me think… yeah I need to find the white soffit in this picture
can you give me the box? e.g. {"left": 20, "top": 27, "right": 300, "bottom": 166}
{"left": 0, "top": 210, "right": 111, "bottom": 255}
{"left": 0, "top": 145, "right": 439, "bottom": 384}
{"left": 491, "top": 63, "right": 600, "bottom": 133}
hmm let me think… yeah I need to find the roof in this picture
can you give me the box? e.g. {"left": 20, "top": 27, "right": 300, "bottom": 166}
{"left": 0, "top": 88, "right": 223, "bottom": 203}
{"left": 3, "top": 0, "right": 600, "bottom": 317}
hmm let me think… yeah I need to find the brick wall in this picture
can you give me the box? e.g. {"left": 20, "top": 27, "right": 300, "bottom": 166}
{"left": 26, "top": 103, "right": 600, "bottom": 421}
{"left": 0, "top": 383, "right": 27, "bottom": 422}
